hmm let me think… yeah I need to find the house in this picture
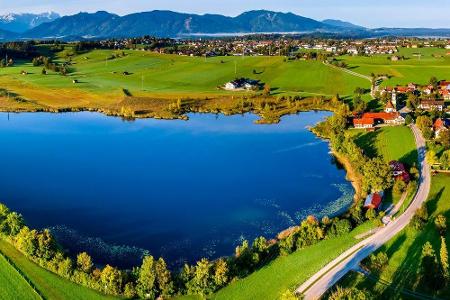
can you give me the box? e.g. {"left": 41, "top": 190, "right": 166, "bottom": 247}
{"left": 353, "top": 118, "right": 374, "bottom": 129}
{"left": 418, "top": 100, "right": 445, "bottom": 111}
{"left": 389, "top": 161, "right": 410, "bottom": 183}
{"left": 224, "top": 78, "right": 260, "bottom": 91}
{"left": 364, "top": 192, "right": 384, "bottom": 210}
{"left": 362, "top": 112, "right": 405, "bottom": 125}
{"left": 423, "top": 85, "right": 434, "bottom": 95}
{"left": 434, "top": 118, "right": 450, "bottom": 138}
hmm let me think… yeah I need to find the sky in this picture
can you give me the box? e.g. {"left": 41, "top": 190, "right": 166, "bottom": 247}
{"left": 1, "top": 0, "right": 450, "bottom": 28}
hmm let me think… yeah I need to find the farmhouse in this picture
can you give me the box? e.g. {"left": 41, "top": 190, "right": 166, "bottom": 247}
{"left": 362, "top": 112, "right": 405, "bottom": 125}
{"left": 418, "top": 100, "right": 445, "bottom": 111}
{"left": 224, "top": 78, "right": 260, "bottom": 91}
{"left": 364, "top": 192, "right": 384, "bottom": 210}
{"left": 353, "top": 118, "right": 374, "bottom": 129}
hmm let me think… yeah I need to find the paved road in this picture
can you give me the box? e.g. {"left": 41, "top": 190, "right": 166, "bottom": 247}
{"left": 296, "top": 125, "right": 431, "bottom": 300}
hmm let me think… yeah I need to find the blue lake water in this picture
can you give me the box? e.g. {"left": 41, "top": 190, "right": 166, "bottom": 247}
{"left": 0, "top": 111, "right": 353, "bottom": 268}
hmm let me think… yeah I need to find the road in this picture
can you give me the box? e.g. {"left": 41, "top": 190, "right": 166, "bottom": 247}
{"left": 296, "top": 125, "right": 431, "bottom": 299}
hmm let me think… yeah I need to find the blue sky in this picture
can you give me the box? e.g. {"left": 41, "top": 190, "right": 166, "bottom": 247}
{"left": 2, "top": 0, "right": 450, "bottom": 28}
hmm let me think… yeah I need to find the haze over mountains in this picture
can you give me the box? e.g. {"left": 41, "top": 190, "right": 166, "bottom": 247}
{"left": 1, "top": 10, "right": 450, "bottom": 40}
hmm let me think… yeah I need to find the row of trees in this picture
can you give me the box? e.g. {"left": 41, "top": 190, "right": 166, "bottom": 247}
{"left": 31, "top": 55, "right": 70, "bottom": 76}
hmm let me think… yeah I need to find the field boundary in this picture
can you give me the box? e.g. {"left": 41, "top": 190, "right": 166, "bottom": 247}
{"left": 0, "top": 244, "right": 45, "bottom": 300}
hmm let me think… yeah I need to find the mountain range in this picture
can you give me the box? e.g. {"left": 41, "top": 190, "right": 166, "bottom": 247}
{"left": 1, "top": 10, "right": 450, "bottom": 41}
{"left": 0, "top": 12, "right": 60, "bottom": 33}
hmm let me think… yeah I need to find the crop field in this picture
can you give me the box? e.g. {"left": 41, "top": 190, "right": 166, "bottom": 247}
{"left": 343, "top": 47, "right": 450, "bottom": 87}
{"left": 0, "top": 48, "right": 368, "bottom": 109}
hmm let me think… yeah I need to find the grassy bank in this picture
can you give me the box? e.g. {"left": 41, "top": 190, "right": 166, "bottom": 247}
{"left": 0, "top": 239, "right": 115, "bottom": 300}
{"left": 0, "top": 250, "right": 41, "bottom": 300}
{"left": 332, "top": 174, "right": 450, "bottom": 299}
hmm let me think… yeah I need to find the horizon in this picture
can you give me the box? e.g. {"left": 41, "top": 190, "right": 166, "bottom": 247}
{"left": 1, "top": 0, "right": 450, "bottom": 29}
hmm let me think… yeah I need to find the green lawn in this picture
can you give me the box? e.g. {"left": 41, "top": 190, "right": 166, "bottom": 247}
{"left": 0, "top": 239, "right": 116, "bottom": 300}
{"left": 351, "top": 126, "right": 418, "bottom": 167}
{"left": 0, "top": 252, "right": 41, "bottom": 300}
{"left": 333, "top": 174, "right": 450, "bottom": 299}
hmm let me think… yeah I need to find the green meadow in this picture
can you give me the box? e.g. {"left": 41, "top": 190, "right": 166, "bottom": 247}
{"left": 333, "top": 174, "right": 450, "bottom": 299}
{"left": 350, "top": 126, "right": 418, "bottom": 167}
{"left": 0, "top": 48, "right": 368, "bottom": 108}
{"left": 343, "top": 47, "right": 450, "bottom": 87}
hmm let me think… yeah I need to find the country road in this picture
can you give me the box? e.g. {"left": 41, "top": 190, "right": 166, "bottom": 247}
{"left": 296, "top": 124, "right": 431, "bottom": 300}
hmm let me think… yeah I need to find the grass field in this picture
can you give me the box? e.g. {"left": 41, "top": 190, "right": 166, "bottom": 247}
{"left": 343, "top": 47, "right": 450, "bottom": 87}
{"left": 0, "top": 252, "right": 41, "bottom": 300}
{"left": 0, "top": 239, "right": 116, "bottom": 300}
{"left": 350, "top": 126, "right": 418, "bottom": 167}
{"left": 333, "top": 174, "right": 450, "bottom": 299}
{"left": 0, "top": 48, "right": 368, "bottom": 110}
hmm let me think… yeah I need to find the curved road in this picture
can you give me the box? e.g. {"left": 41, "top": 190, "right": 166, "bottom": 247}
{"left": 296, "top": 125, "right": 431, "bottom": 299}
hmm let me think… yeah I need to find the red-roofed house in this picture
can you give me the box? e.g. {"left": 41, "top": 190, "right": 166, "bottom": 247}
{"left": 418, "top": 100, "right": 445, "bottom": 111}
{"left": 364, "top": 192, "right": 384, "bottom": 210}
{"left": 353, "top": 118, "right": 374, "bottom": 129}
{"left": 434, "top": 118, "right": 449, "bottom": 138}
{"left": 362, "top": 112, "right": 405, "bottom": 125}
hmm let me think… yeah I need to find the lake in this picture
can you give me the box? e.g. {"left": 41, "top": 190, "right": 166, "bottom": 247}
{"left": 0, "top": 111, "right": 353, "bottom": 268}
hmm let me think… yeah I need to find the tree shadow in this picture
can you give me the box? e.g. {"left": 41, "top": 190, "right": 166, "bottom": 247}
{"left": 353, "top": 130, "right": 381, "bottom": 158}
{"left": 399, "top": 149, "right": 419, "bottom": 169}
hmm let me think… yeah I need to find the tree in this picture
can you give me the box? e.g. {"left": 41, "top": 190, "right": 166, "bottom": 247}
{"left": 393, "top": 179, "right": 407, "bottom": 197}
{"left": 1, "top": 212, "right": 24, "bottom": 236}
{"left": 187, "top": 258, "right": 214, "bottom": 296}
{"left": 252, "top": 236, "right": 268, "bottom": 255}
{"left": 430, "top": 76, "right": 439, "bottom": 89}
{"left": 440, "top": 150, "right": 450, "bottom": 170}
{"left": 155, "top": 257, "right": 173, "bottom": 297}
{"left": 101, "top": 265, "right": 123, "bottom": 296}
{"left": 77, "top": 252, "right": 94, "bottom": 273}
{"left": 137, "top": 256, "right": 156, "bottom": 299}
{"left": 362, "top": 157, "right": 394, "bottom": 192}
{"left": 280, "top": 289, "right": 298, "bottom": 300}
{"left": 213, "top": 258, "right": 228, "bottom": 288}
{"left": 263, "top": 84, "right": 271, "bottom": 96}
{"left": 365, "top": 208, "right": 377, "bottom": 221}
{"left": 421, "top": 242, "right": 444, "bottom": 289}
{"left": 405, "top": 114, "right": 414, "bottom": 125}
{"left": 435, "top": 214, "right": 447, "bottom": 235}
{"left": 58, "top": 257, "right": 74, "bottom": 278}
{"left": 416, "top": 116, "right": 433, "bottom": 139}
{"left": 329, "top": 286, "right": 370, "bottom": 300}
{"left": 426, "top": 150, "right": 439, "bottom": 166}
{"left": 369, "top": 252, "right": 388, "bottom": 272}
{"left": 441, "top": 237, "right": 449, "bottom": 282}
{"left": 439, "top": 130, "right": 450, "bottom": 149}
{"left": 124, "top": 282, "right": 137, "bottom": 299}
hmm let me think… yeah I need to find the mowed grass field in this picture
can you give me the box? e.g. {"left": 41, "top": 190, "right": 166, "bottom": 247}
{"left": 334, "top": 174, "right": 450, "bottom": 299}
{"left": 350, "top": 126, "right": 418, "bottom": 166}
{"left": 0, "top": 252, "right": 41, "bottom": 300}
{"left": 0, "top": 239, "right": 116, "bottom": 300}
{"left": 343, "top": 47, "right": 450, "bottom": 87}
{"left": 0, "top": 48, "right": 368, "bottom": 108}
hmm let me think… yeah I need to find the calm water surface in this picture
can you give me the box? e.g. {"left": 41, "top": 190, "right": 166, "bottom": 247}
{"left": 0, "top": 111, "right": 353, "bottom": 267}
